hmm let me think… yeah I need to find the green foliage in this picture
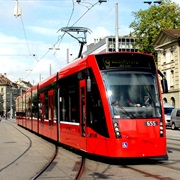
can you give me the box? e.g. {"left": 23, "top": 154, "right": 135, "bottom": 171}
{"left": 129, "top": 0, "right": 180, "bottom": 55}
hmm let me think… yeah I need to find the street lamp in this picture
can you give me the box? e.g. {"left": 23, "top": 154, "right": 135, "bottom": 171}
{"left": 14, "top": 0, "right": 21, "bottom": 17}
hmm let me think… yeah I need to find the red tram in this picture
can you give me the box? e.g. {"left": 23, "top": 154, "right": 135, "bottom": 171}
{"left": 16, "top": 52, "right": 168, "bottom": 159}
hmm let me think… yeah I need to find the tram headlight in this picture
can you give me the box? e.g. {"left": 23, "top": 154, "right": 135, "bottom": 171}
{"left": 115, "top": 127, "right": 119, "bottom": 131}
{"left": 113, "top": 122, "right": 121, "bottom": 138}
{"left": 116, "top": 131, "right": 121, "bottom": 137}
{"left": 159, "top": 118, "right": 164, "bottom": 137}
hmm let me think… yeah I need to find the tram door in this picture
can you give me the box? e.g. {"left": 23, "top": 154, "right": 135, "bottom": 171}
{"left": 79, "top": 80, "right": 87, "bottom": 150}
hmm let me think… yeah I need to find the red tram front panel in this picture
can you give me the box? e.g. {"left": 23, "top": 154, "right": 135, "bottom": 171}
{"left": 117, "top": 119, "right": 166, "bottom": 157}
{"left": 87, "top": 119, "right": 166, "bottom": 157}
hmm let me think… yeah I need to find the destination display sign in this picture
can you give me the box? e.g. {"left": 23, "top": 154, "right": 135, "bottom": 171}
{"left": 95, "top": 53, "right": 154, "bottom": 70}
{"left": 103, "top": 57, "right": 150, "bottom": 68}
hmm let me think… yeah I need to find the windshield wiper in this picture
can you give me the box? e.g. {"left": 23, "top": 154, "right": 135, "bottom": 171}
{"left": 144, "top": 85, "right": 156, "bottom": 108}
{"left": 112, "top": 101, "right": 135, "bottom": 119}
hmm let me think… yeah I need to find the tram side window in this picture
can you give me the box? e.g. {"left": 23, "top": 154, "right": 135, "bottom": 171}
{"left": 26, "top": 97, "right": 31, "bottom": 118}
{"left": 22, "top": 96, "right": 26, "bottom": 118}
{"left": 53, "top": 92, "right": 57, "bottom": 122}
{"left": 32, "top": 93, "right": 38, "bottom": 118}
{"left": 18, "top": 97, "right": 24, "bottom": 118}
{"left": 48, "top": 91, "right": 56, "bottom": 125}
{"left": 39, "top": 93, "right": 49, "bottom": 121}
{"left": 44, "top": 93, "right": 48, "bottom": 120}
{"left": 86, "top": 69, "right": 109, "bottom": 138}
{"left": 39, "top": 95, "right": 44, "bottom": 121}
{"left": 60, "top": 75, "right": 79, "bottom": 123}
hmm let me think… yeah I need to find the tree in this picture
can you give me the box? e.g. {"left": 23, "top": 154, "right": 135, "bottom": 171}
{"left": 129, "top": 0, "right": 180, "bottom": 56}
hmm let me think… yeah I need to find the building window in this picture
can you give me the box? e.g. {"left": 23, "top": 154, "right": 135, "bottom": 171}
{"left": 121, "top": 42, "right": 125, "bottom": 48}
{"left": 163, "top": 98, "right": 167, "bottom": 103}
{"left": 170, "top": 70, "right": 174, "bottom": 88}
{"left": 163, "top": 49, "right": 166, "bottom": 56}
{"left": 171, "top": 97, "right": 175, "bottom": 107}
{"left": 170, "top": 46, "right": 175, "bottom": 53}
{"left": 165, "top": 49, "right": 171, "bottom": 63}
{"left": 161, "top": 52, "right": 166, "bottom": 65}
{"left": 109, "top": 43, "right": 115, "bottom": 49}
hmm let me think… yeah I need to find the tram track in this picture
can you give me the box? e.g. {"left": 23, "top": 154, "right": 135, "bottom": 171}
{"left": 168, "top": 146, "right": 180, "bottom": 152}
{"left": 2, "top": 121, "right": 178, "bottom": 179}
{"left": 158, "top": 161, "right": 180, "bottom": 172}
{"left": 0, "top": 121, "right": 32, "bottom": 172}
{"left": 123, "top": 165, "right": 176, "bottom": 180}
{"left": 81, "top": 155, "right": 180, "bottom": 180}
{"left": 121, "top": 147, "right": 180, "bottom": 180}
{"left": 7, "top": 121, "right": 85, "bottom": 180}
{"left": 0, "top": 120, "right": 58, "bottom": 180}
{"left": 1, "top": 120, "right": 85, "bottom": 179}
{"left": 123, "top": 164, "right": 171, "bottom": 180}
{"left": 120, "top": 139, "right": 180, "bottom": 179}
{"left": 31, "top": 146, "right": 86, "bottom": 180}
{"left": 167, "top": 138, "right": 180, "bottom": 142}
{"left": 75, "top": 156, "right": 85, "bottom": 180}
{"left": 31, "top": 145, "right": 58, "bottom": 180}
{"left": 122, "top": 157, "right": 180, "bottom": 179}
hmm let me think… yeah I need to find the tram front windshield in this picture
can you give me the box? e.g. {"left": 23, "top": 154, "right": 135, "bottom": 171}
{"left": 103, "top": 71, "right": 162, "bottom": 119}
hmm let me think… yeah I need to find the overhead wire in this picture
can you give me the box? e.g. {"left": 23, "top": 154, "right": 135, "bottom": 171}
{"left": 14, "top": 0, "right": 33, "bottom": 57}
{"left": 20, "top": 15, "right": 32, "bottom": 57}
{"left": 43, "top": 0, "right": 104, "bottom": 72}
{"left": 24, "top": 0, "right": 105, "bottom": 81}
{"left": 13, "top": 0, "right": 37, "bottom": 82}
{"left": 53, "top": 0, "right": 75, "bottom": 53}
{"left": 53, "top": 0, "right": 100, "bottom": 56}
{"left": 72, "top": 1, "right": 99, "bottom": 26}
{"left": 24, "top": 50, "right": 50, "bottom": 80}
{"left": 23, "top": 0, "right": 75, "bottom": 80}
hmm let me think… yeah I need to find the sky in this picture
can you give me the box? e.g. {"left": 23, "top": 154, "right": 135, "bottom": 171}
{"left": 0, "top": 0, "right": 180, "bottom": 85}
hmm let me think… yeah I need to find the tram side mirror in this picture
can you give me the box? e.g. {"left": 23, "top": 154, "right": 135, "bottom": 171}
{"left": 158, "top": 69, "right": 168, "bottom": 93}
{"left": 161, "top": 78, "right": 168, "bottom": 93}
{"left": 87, "top": 77, "right": 91, "bottom": 92}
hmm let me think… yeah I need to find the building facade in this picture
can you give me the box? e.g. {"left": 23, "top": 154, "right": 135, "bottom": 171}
{"left": 83, "top": 36, "right": 138, "bottom": 56}
{"left": 0, "top": 74, "right": 19, "bottom": 118}
{"left": 0, "top": 74, "right": 32, "bottom": 119}
{"left": 154, "top": 29, "right": 180, "bottom": 108}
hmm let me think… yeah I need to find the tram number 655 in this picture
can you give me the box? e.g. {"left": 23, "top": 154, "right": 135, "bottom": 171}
{"left": 145, "top": 121, "right": 158, "bottom": 126}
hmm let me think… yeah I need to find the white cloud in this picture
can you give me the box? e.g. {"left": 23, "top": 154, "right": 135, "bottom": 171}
{"left": 27, "top": 26, "right": 58, "bottom": 36}
{"left": 87, "top": 26, "right": 111, "bottom": 44}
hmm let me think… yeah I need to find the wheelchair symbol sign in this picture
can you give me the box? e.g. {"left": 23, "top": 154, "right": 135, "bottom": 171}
{"left": 122, "top": 142, "right": 128, "bottom": 148}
